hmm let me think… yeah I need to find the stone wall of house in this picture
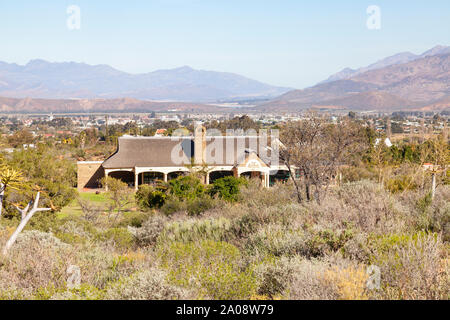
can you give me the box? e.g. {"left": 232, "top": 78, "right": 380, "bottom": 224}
{"left": 77, "top": 161, "right": 104, "bottom": 191}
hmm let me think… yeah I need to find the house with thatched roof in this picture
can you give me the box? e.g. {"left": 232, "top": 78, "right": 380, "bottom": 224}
{"left": 77, "top": 125, "right": 291, "bottom": 191}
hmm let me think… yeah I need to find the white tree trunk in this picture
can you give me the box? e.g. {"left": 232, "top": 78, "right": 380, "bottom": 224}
{"left": 2, "top": 192, "right": 51, "bottom": 255}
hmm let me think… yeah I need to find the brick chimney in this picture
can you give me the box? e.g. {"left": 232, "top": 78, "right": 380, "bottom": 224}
{"left": 194, "top": 124, "right": 206, "bottom": 165}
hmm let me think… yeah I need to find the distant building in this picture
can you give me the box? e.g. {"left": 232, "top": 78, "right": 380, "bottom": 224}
{"left": 375, "top": 138, "right": 393, "bottom": 148}
{"left": 23, "top": 144, "right": 36, "bottom": 150}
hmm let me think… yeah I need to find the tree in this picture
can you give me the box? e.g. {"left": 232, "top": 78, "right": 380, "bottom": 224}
{"left": 0, "top": 166, "right": 23, "bottom": 217}
{"left": 2, "top": 192, "right": 51, "bottom": 255}
{"left": 101, "top": 176, "right": 132, "bottom": 223}
{"left": 371, "top": 142, "right": 390, "bottom": 187}
{"left": 8, "top": 146, "right": 77, "bottom": 210}
{"left": 280, "top": 117, "right": 365, "bottom": 203}
{"left": 7, "top": 129, "right": 34, "bottom": 148}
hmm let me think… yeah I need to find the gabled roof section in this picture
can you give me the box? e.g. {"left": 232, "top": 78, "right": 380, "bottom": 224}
{"left": 102, "top": 136, "right": 194, "bottom": 169}
{"left": 204, "top": 136, "right": 276, "bottom": 166}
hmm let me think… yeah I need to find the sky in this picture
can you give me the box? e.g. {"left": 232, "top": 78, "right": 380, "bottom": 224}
{"left": 1, "top": 0, "right": 450, "bottom": 89}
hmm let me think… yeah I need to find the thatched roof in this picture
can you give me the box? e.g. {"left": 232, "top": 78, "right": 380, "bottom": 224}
{"left": 102, "top": 136, "right": 275, "bottom": 169}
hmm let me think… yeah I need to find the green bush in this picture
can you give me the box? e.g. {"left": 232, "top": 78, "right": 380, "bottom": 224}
{"left": 135, "top": 185, "right": 167, "bottom": 210}
{"left": 98, "top": 228, "right": 134, "bottom": 250}
{"left": 158, "top": 240, "right": 257, "bottom": 299}
{"left": 117, "top": 211, "right": 151, "bottom": 228}
{"left": 160, "top": 217, "right": 232, "bottom": 243}
{"left": 385, "top": 175, "right": 418, "bottom": 193}
{"left": 54, "top": 216, "right": 99, "bottom": 244}
{"left": 104, "top": 270, "right": 189, "bottom": 300}
{"left": 208, "top": 176, "right": 247, "bottom": 202}
{"left": 245, "top": 224, "right": 305, "bottom": 257}
{"left": 367, "top": 232, "right": 447, "bottom": 299}
{"left": 25, "top": 210, "right": 59, "bottom": 233}
{"left": 161, "top": 198, "right": 186, "bottom": 216}
{"left": 341, "top": 166, "right": 377, "bottom": 183}
{"left": 186, "top": 196, "right": 216, "bottom": 216}
{"left": 254, "top": 257, "right": 296, "bottom": 298}
{"left": 169, "top": 176, "right": 205, "bottom": 201}
{"left": 304, "top": 229, "right": 354, "bottom": 258}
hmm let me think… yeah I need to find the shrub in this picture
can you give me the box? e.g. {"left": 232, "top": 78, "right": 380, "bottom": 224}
{"left": 288, "top": 257, "right": 368, "bottom": 300}
{"left": 161, "top": 198, "right": 186, "bottom": 216}
{"left": 254, "top": 257, "right": 296, "bottom": 298}
{"left": 0, "top": 231, "right": 73, "bottom": 293}
{"left": 245, "top": 224, "right": 305, "bottom": 257}
{"left": 245, "top": 224, "right": 352, "bottom": 259}
{"left": 169, "top": 175, "right": 205, "bottom": 201}
{"left": 302, "top": 229, "right": 354, "bottom": 258}
{"left": 319, "top": 265, "right": 369, "bottom": 300}
{"left": 50, "top": 284, "right": 105, "bottom": 300}
{"left": 208, "top": 176, "right": 247, "bottom": 202}
{"left": 299, "top": 180, "right": 407, "bottom": 235}
{"left": 385, "top": 175, "right": 418, "bottom": 193}
{"left": 97, "top": 228, "right": 134, "bottom": 250}
{"left": 128, "top": 215, "right": 166, "bottom": 246}
{"left": 341, "top": 165, "right": 377, "bottom": 183}
{"left": 369, "top": 232, "right": 448, "bottom": 300}
{"left": 104, "top": 269, "right": 189, "bottom": 300}
{"left": 239, "top": 179, "right": 296, "bottom": 208}
{"left": 117, "top": 211, "right": 151, "bottom": 228}
{"left": 160, "top": 217, "right": 232, "bottom": 243}
{"left": 158, "top": 240, "right": 257, "bottom": 299}
{"left": 135, "top": 185, "right": 167, "bottom": 210}
{"left": 186, "top": 196, "right": 216, "bottom": 216}
{"left": 78, "top": 199, "right": 103, "bottom": 223}
{"left": 288, "top": 258, "right": 338, "bottom": 300}
{"left": 24, "top": 210, "right": 59, "bottom": 233}
{"left": 54, "top": 216, "right": 98, "bottom": 244}
{"left": 413, "top": 187, "right": 450, "bottom": 241}
{"left": 73, "top": 246, "right": 126, "bottom": 289}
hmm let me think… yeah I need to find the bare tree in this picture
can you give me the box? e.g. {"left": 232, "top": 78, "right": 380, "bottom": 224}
{"left": 3, "top": 192, "right": 51, "bottom": 255}
{"left": 101, "top": 177, "right": 132, "bottom": 224}
{"left": 280, "top": 117, "right": 365, "bottom": 203}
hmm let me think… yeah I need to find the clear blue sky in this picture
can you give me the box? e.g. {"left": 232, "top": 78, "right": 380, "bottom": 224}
{"left": 1, "top": 0, "right": 449, "bottom": 88}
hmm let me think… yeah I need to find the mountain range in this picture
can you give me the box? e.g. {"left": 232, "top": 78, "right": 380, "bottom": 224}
{"left": 1, "top": 45, "right": 450, "bottom": 113}
{"left": 261, "top": 45, "right": 450, "bottom": 112}
{"left": 0, "top": 61, "right": 291, "bottom": 102}
{"left": 321, "top": 45, "right": 450, "bottom": 83}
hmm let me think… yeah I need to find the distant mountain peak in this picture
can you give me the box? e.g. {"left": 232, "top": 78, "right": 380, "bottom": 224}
{"left": 26, "top": 59, "right": 50, "bottom": 67}
{"left": 420, "top": 45, "right": 450, "bottom": 57}
{"left": 174, "top": 65, "right": 194, "bottom": 71}
{"left": 264, "top": 51, "right": 450, "bottom": 113}
{"left": 320, "top": 45, "right": 448, "bottom": 84}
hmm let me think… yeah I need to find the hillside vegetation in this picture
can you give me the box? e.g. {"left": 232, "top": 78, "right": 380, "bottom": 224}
{"left": 0, "top": 119, "right": 448, "bottom": 300}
